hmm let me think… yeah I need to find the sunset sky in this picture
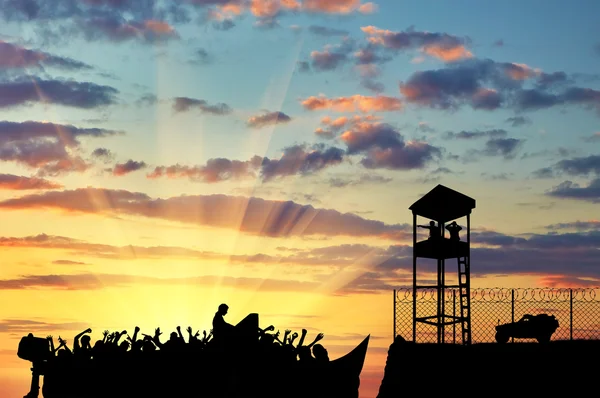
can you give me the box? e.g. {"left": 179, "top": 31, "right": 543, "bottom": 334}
{"left": 1, "top": 0, "right": 600, "bottom": 397}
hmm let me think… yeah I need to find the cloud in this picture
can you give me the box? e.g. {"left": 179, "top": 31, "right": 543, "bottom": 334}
{"left": 0, "top": 189, "right": 411, "bottom": 241}
{"left": 0, "top": 77, "right": 119, "bottom": 109}
{"left": 399, "top": 58, "right": 600, "bottom": 114}
{"left": 545, "top": 220, "right": 600, "bottom": 231}
{"left": 545, "top": 179, "right": 600, "bottom": 203}
{"left": 480, "top": 138, "right": 524, "bottom": 159}
{"left": 444, "top": 129, "right": 507, "bottom": 140}
{"left": 81, "top": 17, "right": 179, "bottom": 44}
{"left": 582, "top": 132, "right": 600, "bottom": 143}
{"left": 309, "top": 38, "right": 355, "bottom": 71}
{"left": 0, "top": 319, "right": 88, "bottom": 333}
{"left": 308, "top": 25, "right": 349, "bottom": 37}
{"left": 0, "top": 120, "right": 122, "bottom": 176}
{"left": 539, "top": 155, "right": 600, "bottom": 178}
{"left": 172, "top": 97, "right": 232, "bottom": 115}
{"left": 361, "top": 25, "right": 473, "bottom": 62}
{"left": 148, "top": 144, "right": 344, "bottom": 183}
{"left": 247, "top": 111, "right": 292, "bottom": 128}
{"left": 148, "top": 156, "right": 264, "bottom": 183}
{"left": 339, "top": 120, "right": 442, "bottom": 170}
{"left": 91, "top": 147, "right": 114, "bottom": 162}
{"left": 314, "top": 114, "right": 380, "bottom": 139}
{"left": 0, "top": 272, "right": 321, "bottom": 292}
{"left": 301, "top": 94, "right": 402, "bottom": 113}
{"left": 190, "top": 47, "right": 212, "bottom": 65}
{"left": 261, "top": 144, "right": 344, "bottom": 180}
{"left": 52, "top": 259, "right": 88, "bottom": 265}
{"left": 112, "top": 159, "right": 147, "bottom": 176}
{"left": 328, "top": 173, "right": 392, "bottom": 188}
{"left": 0, "top": 40, "right": 92, "bottom": 71}
{"left": 0, "top": 120, "right": 122, "bottom": 146}
{"left": 505, "top": 116, "right": 531, "bottom": 127}
{"left": 0, "top": 174, "right": 63, "bottom": 190}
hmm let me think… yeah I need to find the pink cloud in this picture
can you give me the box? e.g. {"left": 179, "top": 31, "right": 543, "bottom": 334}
{"left": 301, "top": 94, "right": 402, "bottom": 113}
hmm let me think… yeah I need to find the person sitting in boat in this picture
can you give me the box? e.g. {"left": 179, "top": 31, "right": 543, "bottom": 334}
{"left": 212, "top": 304, "right": 235, "bottom": 340}
{"left": 445, "top": 221, "right": 462, "bottom": 241}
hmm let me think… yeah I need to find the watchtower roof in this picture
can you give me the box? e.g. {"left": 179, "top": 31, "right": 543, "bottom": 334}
{"left": 409, "top": 184, "right": 475, "bottom": 223}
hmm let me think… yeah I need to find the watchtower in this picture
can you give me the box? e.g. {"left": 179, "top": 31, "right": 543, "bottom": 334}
{"left": 409, "top": 185, "right": 475, "bottom": 344}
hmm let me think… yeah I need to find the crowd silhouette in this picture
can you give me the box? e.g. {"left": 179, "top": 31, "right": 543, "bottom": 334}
{"left": 19, "top": 304, "right": 367, "bottom": 398}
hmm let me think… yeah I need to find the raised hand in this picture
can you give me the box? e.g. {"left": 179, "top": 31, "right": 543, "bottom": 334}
{"left": 121, "top": 330, "right": 127, "bottom": 335}
{"left": 292, "top": 332, "right": 298, "bottom": 339}
{"left": 186, "top": 326, "right": 192, "bottom": 334}
{"left": 176, "top": 326, "right": 181, "bottom": 331}
{"left": 274, "top": 330, "right": 280, "bottom": 338}
{"left": 47, "top": 335, "right": 53, "bottom": 340}
{"left": 315, "top": 333, "right": 324, "bottom": 341}
{"left": 103, "top": 330, "right": 109, "bottom": 337}
{"left": 266, "top": 325, "right": 275, "bottom": 332}
{"left": 85, "top": 328, "right": 92, "bottom": 334}
{"left": 155, "top": 328, "right": 162, "bottom": 337}
{"left": 194, "top": 331, "right": 200, "bottom": 338}
{"left": 134, "top": 326, "right": 140, "bottom": 333}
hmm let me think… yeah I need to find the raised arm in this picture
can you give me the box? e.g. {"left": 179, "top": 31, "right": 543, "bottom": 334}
{"left": 306, "top": 332, "right": 324, "bottom": 348}
{"left": 152, "top": 328, "right": 164, "bottom": 349}
{"left": 176, "top": 326, "right": 185, "bottom": 343}
{"left": 296, "top": 329, "right": 307, "bottom": 349}
{"left": 74, "top": 328, "right": 92, "bottom": 351}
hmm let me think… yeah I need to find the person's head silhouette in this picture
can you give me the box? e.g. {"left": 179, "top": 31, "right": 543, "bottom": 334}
{"left": 429, "top": 221, "right": 435, "bottom": 226}
{"left": 218, "top": 304, "right": 229, "bottom": 315}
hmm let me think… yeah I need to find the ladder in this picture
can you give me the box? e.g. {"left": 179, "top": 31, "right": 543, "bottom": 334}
{"left": 457, "top": 256, "right": 472, "bottom": 345}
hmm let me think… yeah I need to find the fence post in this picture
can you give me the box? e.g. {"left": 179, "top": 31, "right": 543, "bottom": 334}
{"left": 511, "top": 289, "right": 515, "bottom": 343}
{"left": 393, "top": 289, "right": 396, "bottom": 342}
{"left": 452, "top": 289, "right": 456, "bottom": 344}
{"left": 570, "top": 288, "right": 573, "bottom": 341}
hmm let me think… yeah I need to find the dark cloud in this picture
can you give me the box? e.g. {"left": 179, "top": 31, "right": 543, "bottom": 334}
{"left": 361, "top": 79, "right": 385, "bottom": 94}
{"left": 361, "top": 25, "right": 472, "bottom": 62}
{"left": 261, "top": 144, "right": 344, "bottom": 181}
{"left": 399, "top": 58, "right": 600, "bottom": 114}
{"left": 0, "top": 40, "right": 92, "bottom": 71}
{"left": 135, "top": 93, "right": 158, "bottom": 107}
{"left": 444, "top": 129, "right": 507, "bottom": 140}
{"left": 481, "top": 138, "right": 524, "bottom": 159}
{"left": 172, "top": 96, "right": 232, "bottom": 115}
{"left": 308, "top": 25, "right": 349, "bottom": 37}
{"left": 554, "top": 155, "right": 600, "bottom": 176}
{"left": 0, "top": 173, "right": 63, "bottom": 190}
{"left": 582, "top": 132, "right": 600, "bottom": 143}
{"left": 148, "top": 156, "right": 264, "bottom": 183}
{"left": 339, "top": 122, "right": 442, "bottom": 170}
{"left": 190, "top": 48, "right": 212, "bottom": 65}
{"left": 328, "top": 174, "right": 392, "bottom": 188}
{"left": 545, "top": 221, "right": 600, "bottom": 231}
{"left": 545, "top": 179, "right": 600, "bottom": 203}
{"left": 0, "top": 77, "right": 119, "bottom": 109}
{"left": 493, "top": 39, "right": 504, "bottom": 47}
{"left": 81, "top": 17, "right": 179, "bottom": 44}
{"left": 0, "top": 120, "right": 121, "bottom": 145}
{"left": 296, "top": 61, "right": 310, "bottom": 73}
{"left": 91, "top": 147, "right": 114, "bottom": 162}
{"left": 505, "top": 116, "right": 531, "bottom": 127}
{"left": 310, "top": 38, "right": 355, "bottom": 71}
{"left": 0, "top": 189, "right": 412, "bottom": 241}
{"left": 0, "top": 120, "right": 121, "bottom": 176}
{"left": 112, "top": 159, "right": 146, "bottom": 176}
{"left": 246, "top": 111, "right": 292, "bottom": 128}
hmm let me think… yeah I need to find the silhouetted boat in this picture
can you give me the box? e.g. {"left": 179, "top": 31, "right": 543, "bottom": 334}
{"left": 19, "top": 315, "right": 370, "bottom": 398}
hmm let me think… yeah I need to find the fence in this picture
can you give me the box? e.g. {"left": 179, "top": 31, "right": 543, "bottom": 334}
{"left": 394, "top": 287, "right": 600, "bottom": 343}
